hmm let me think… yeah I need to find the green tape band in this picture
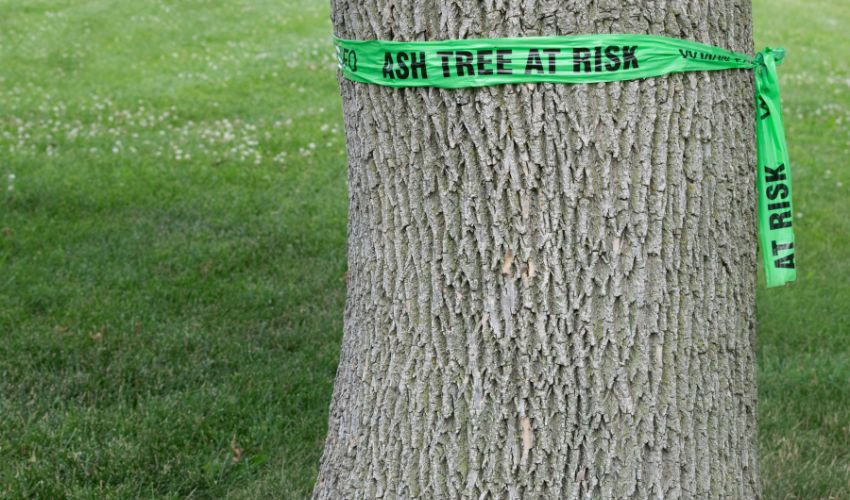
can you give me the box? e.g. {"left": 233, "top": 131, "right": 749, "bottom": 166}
{"left": 754, "top": 48, "right": 796, "bottom": 287}
{"left": 334, "top": 34, "right": 796, "bottom": 288}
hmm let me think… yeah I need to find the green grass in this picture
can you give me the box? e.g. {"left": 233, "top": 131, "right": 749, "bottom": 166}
{"left": 752, "top": 1, "right": 850, "bottom": 497}
{"left": 0, "top": 0, "right": 847, "bottom": 498}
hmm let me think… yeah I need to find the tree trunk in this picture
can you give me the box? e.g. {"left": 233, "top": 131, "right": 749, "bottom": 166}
{"left": 316, "top": 1, "right": 759, "bottom": 498}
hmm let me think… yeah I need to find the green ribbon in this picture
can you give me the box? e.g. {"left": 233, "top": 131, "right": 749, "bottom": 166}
{"left": 754, "top": 48, "right": 796, "bottom": 287}
{"left": 334, "top": 34, "right": 796, "bottom": 287}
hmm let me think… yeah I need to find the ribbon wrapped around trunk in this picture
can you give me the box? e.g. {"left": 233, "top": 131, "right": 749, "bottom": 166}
{"left": 334, "top": 34, "right": 796, "bottom": 287}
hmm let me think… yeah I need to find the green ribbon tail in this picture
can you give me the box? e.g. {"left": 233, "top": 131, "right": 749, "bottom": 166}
{"left": 755, "top": 48, "right": 796, "bottom": 287}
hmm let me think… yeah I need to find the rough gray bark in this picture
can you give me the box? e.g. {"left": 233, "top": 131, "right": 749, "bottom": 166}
{"left": 315, "top": 1, "right": 759, "bottom": 498}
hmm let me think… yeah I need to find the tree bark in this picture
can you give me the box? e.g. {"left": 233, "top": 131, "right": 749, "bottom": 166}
{"left": 316, "top": 1, "right": 759, "bottom": 498}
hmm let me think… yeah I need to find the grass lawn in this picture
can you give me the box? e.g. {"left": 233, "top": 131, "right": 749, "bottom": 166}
{"left": 1, "top": 0, "right": 847, "bottom": 498}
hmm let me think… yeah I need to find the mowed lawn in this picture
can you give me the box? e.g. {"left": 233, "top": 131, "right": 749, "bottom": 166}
{"left": 0, "top": 0, "right": 847, "bottom": 498}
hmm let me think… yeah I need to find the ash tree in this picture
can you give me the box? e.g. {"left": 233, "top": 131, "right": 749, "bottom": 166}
{"left": 314, "top": 1, "right": 760, "bottom": 498}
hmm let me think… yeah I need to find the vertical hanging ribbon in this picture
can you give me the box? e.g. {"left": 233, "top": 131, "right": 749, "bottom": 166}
{"left": 755, "top": 48, "right": 796, "bottom": 287}
{"left": 334, "top": 35, "right": 798, "bottom": 287}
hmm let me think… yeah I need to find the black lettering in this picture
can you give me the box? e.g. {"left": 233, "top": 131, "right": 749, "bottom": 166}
{"left": 769, "top": 211, "right": 793, "bottom": 230}
{"left": 543, "top": 48, "right": 560, "bottom": 74}
{"left": 774, "top": 253, "right": 796, "bottom": 269}
{"left": 771, "top": 240, "right": 796, "bottom": 269}
{"left": 477, "top": 50, "right": 493, "bottom": 76}
{"left": 759, "top": 96, "right": 771, "bottom": 119}
{"left": 455, "top": 51, "right": 475, "bottom": 76}
{"left": 771, "top": 240, "right": 794, "bottom": 256}
{"left": 395, "top": 52, "right": 410, "bottom": 79}
{"left": 594, "top": 46, "right": 602, "bottom": 72}
{"left": 604, "top": 46, "right": 620, "bottom": 71}
{"left": 410, "top": 51, "right": 427, "bottom": 79}
{"left": 768, "top": 201, "right": 791, "bottom": 211}
{"left": 497, "top": 49, "right": 512, "bottom": 74}
{"left": 573, "top": 48, "right": 591, "bottom": 72}
{"left": 765, "top": 163, "right": 786, "bottom": 183}
{"left": 383, "top": 52, "right": 395, "bottom": 79}
{"left": 766, "top": 182, "right": 789, "bottom": 201}
{"left": 525, "top": 49, "right": 544, "bottom": 74}
{"left": 437, "top": 51, "right": 453, "bottom": 77}
{"left": 622, "top": 45, "right": 639, "bottom": 69}
{"left": 341, "top": 48, "right": 357, "bottom": 72}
